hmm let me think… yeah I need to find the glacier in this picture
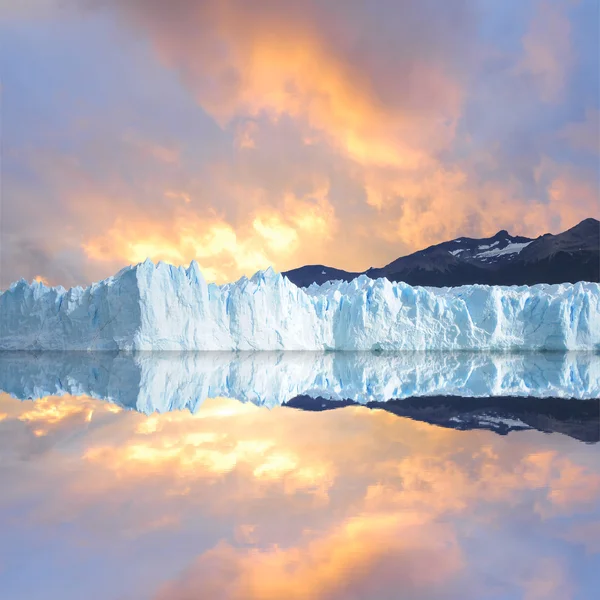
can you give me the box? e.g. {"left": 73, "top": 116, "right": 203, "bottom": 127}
{"left": 0, "top": 259, "right": 599, "bottom": 351}
{"left": 1, "top": 351, "right": 598, "bottom": 412}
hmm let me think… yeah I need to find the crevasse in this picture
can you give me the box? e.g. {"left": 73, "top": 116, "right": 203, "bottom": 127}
{"left": 0, "top": 259, "right": 598, "bottom": 351}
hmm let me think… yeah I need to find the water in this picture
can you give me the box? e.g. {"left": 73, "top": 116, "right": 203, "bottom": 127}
{"left": 0, "top": 352, "right": 598, "bottom": 600}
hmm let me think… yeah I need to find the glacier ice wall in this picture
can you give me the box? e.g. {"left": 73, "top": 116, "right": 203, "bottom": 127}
{"left": 0, "top": 260, "right": 599, "bottom": 351}
{"left": 0, "top": 351, "right": 598, "bottom": 412}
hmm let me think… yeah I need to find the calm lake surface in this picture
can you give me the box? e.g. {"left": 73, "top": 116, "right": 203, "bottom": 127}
{"left": 0, "top": 352, "right": 598, "bottom": 600}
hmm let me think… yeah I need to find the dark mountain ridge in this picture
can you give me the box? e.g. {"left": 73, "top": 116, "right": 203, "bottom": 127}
{"left": 283, "top": 217, "right": 599, "bottom": 287}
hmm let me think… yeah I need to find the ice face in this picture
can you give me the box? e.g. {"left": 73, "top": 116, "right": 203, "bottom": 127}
{"left": 0, "top": 351, "right": 598, "bottom": 412}
{"left": 1, "top": 260, "right": 599, "bottom": 351}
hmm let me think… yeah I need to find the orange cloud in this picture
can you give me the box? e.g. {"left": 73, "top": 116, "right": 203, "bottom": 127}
{"left": 82, "top": 183, "right": 337, "bottom": 283}
{"left": 234, "top": 120, "right": 258, "bottom": 149}
{"left": 136, "top": 1, "right": 462, "bottom": 169}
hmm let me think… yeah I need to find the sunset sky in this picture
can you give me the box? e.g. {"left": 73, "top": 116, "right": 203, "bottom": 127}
{"left": 0, "top": 0, "right": 598, "bottom": 287}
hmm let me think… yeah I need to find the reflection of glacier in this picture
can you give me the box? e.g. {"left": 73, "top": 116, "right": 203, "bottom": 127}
{"left": 1, "top": 261, "right": 599, "bottom": 351}
{"left": 0, "top": 351, "right": 598, "bottom": 412}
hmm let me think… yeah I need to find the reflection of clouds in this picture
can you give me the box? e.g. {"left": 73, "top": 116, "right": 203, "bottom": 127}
{"left": 156, "top": 514, "right": 463, "bottom": 600}
{"left": 17, "top": 396, "right": 97, "bottom": 437}
{"left": 365, "top": 446, "right": 600, "bottom": 526}
{"left": 0, "top": 393, "right": 599, "bottom": 599}
{"left": 564, "top": 521, "right": 600, "bottom": 555}
{"left": 82, "top": 400, "right": 336, "bottom": 502}
{"left": 520, "top": 556, "right": 573, "bottom": 600}
{"left": 547, "top": 462, "right": 600, "bottom": 509}
{"left": 0, "top": 393, "right": 125, "bottom": 462}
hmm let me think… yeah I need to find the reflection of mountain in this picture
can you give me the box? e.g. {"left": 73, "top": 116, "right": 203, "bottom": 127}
{"left": 285, "top": 395, "right": 600, "bottom": 443}
{"left": 1, "top": 352, "right": 599, "bottom": 412}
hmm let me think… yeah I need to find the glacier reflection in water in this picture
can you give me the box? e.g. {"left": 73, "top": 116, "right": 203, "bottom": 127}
{"left": 0, "top": 350, "right": 598, "bottom": 413}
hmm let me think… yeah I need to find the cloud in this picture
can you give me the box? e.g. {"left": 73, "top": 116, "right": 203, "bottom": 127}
{"left": 108, "top": 0, "right": 472, "bottom": 163}
{"left": 122, "top": 130, "right": 181, "bottom": 164}
{"left": 563, "top": 520, "right": 600, "bottom": 554}
{"left": 1, "top": 0, "right": 597, "bottom": 287}
{"left": 520, "top": 556, "right": 574, "bottom": 600}
{"left": 560, "top": 108, "right": 600, "bottom": 154}
{"left": 81, "top": 180, "right": 337, "bottom": 283}
{"left": 0, "top": 0, "right": 58, "bottom": 20}
{"left": 516, "top": 0, "right": 573, "bottom": 103}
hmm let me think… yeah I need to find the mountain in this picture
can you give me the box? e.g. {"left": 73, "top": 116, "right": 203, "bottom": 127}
{"left": 283, "top": 265, "right": 360, "bottom": 288}
{"left": 285, "top": 395, "right": 600, "bottom": 443}
{"left": 283, "top": 217, "right": 600, "bottom": 287}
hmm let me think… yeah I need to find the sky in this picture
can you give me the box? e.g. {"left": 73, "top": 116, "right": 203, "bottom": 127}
{"left": 0, "top": 0, "right": 598, "bottom": 287}
{"left": 1, "top": 392, "right": 600, "bottom": 600}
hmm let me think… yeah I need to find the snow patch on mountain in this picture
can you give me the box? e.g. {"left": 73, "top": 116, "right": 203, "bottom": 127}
{"left": 477, "top": 242, "right": 533, "bottom": 259}
{"left": 478, "top": 242, "right": 499, "bottom": 250}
